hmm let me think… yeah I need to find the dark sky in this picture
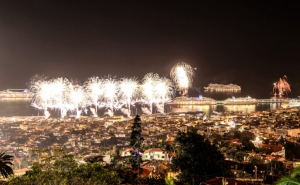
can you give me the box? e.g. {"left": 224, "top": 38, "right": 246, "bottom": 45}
{"left": 0, "top": 1, "right": 300, "bottom": 97}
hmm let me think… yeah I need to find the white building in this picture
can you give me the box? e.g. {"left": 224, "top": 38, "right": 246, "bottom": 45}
{"left": 142, "top": 148, "right": 168, "bottom": 161}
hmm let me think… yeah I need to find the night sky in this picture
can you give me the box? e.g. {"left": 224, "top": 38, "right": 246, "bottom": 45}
{"left": 0, "top": 1, "right": 300, "bottom": 98}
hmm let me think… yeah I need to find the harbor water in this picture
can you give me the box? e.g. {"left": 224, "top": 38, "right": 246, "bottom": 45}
{"left": 0, "top": 98, "right": 284, "bottom": 117}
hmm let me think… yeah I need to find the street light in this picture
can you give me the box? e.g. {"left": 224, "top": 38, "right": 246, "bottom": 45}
{"left": 254, "top": 166, "right": 257, "bottom": 179}
{"left": 260, "top": 170, "right": 265, "bottom": 178}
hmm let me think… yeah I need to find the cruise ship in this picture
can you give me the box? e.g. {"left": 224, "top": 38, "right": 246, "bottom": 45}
{"left": 204, "top": 83, "right": 241, "bottom": 92}
{"left": 167, "top": 97, "right": 217, "bottom": 105}
{"left": 281, "top": 99, "right": 300, "bottom": 108}
{"left": 223, "top": 97, "right": 258, "bottom": 105}
{"left": 0, "top": 89, "right": 33, "bottom": 99}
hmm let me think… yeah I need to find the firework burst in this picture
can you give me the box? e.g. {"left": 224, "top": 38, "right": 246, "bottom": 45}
{"left": 30, "top": 80, "right": 52, "bottom": 117}
{"left": 154, "top": 77, "right": 175, "bottom": 113}
{"left": 273, "top": 75, "right": 291, "bottom": 96}
{"left": 84, "top": 76, "right": 104, "bottom": 116}
{"left": 67, "top": 84, "right": 86, "bottom": 118}
{"left": 170, "top": 62, "right": 195, "bottom": 96}
{"left": 30, "top": 62, "right": 195, "bottom": 118}
{"left": 102, "top": 77, "right": 119, "bottom": 114}
{"left": 119, "top": 77, "right": 139, "bottom": 116}
{"left": 141, "top": 73, "right": 159, "bottom": 114}
{"left": 51, "top": 77, "right": 70, "bottom": 118}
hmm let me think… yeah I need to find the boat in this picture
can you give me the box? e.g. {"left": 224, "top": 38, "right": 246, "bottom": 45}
{"left": 204, "top": 83, "right": 241, "bottom": 92}
{"left": 281, "top": 99, "right": 300, "bottom": 108}
{"left": 223, "top": 97, "right": 258, "bottom": 105}
{"left": 0, "top": 89, "right": 33, "bottom": 99}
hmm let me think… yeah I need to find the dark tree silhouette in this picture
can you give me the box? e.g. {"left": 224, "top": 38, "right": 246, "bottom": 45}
{"left": 130, "top": 115, "right": 144, "bottom": 171}
{"left": 241, "top": 137, "right": 256, "bottom": 151}
{"left": 170, "top": 127, "right": 232, "bottom": 185}
{"left": 0, "top": 151, "right": 14, "bottom": 178}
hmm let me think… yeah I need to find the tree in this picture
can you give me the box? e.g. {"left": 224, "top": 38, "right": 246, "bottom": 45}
{"left": 266, "top": 159, "right": 286, "bottom": 176}
{"left": 13, "top": 156, "right": 30, "bottom": 170}
{"left": 243, "top": 155, "right": 264, "bottom": 174}
{"left": 165, "top": 177, "right": 175, "bottom": 185}
{"left": 233, "top": 131, "right": 242, "bottom": 139}
{"left": 130, "top": 115, "right": 144, "bottom": 170}
{"left": 170, "top": 127, "right": 232, "bottom": 185}
{"left": 65, "top": 162, "right": 121, "bottom": 185}
{"left": 256, "top": 147, "right": 267, "bottom": 154}
{"left": 283, "top": 141, "right": 300, "bottom": 160}
{"left": 241, "top": 137, "right": 256, "bottom": 151}
{"left": 6, "top": 149, "right": 121, "bottom": 185}
{"left": 277, "top": 166, "right": 300, "bottom": 185}
{"left": 0, "top": 151, "right": 13, "bottom": 178}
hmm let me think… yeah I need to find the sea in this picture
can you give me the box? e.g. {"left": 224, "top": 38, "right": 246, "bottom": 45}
{"left": 0, "top": 91, "right": 296, "bottom": 117}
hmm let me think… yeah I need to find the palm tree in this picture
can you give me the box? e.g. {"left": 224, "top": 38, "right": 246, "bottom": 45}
{"left": 277, "top": 166, "right": 300, "bottom": 185}
{"left": 0, "top": 151, "right": 14, "bottom": 178}
{"left": 165, "top": 177, "right": 175, "bottom": 185}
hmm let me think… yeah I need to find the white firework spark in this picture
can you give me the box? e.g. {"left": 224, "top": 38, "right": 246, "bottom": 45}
{"left": 51, "top": 77, "right": 70, "bottom": 118}
{"left": 119, "top": 77, "right": 139, "bottom": 116}
{"left": 154, "top": 77, "right": 175, "bottom": 113}
{"left": 141, "top": 73, "right": 159, "bottom": 114}
{"left": 102, "top": 77, "right": 119, "bottom": 114}
{"left": 29, "top": 62, "right": 195, "bottom": 118}
{"left": 30, "top": 79, "right": 53, "bottom": 117}
{"left": 170, "top": 62, "right": 195, "bottom": 95}
{"left": 67, "top": 84, "right": 86, "bottom": 118}
{"left": 273, "top": 75, "right": 291, "bottom": 96}
{"left": 84, "top": 76, "right": 104, "bottom": 116}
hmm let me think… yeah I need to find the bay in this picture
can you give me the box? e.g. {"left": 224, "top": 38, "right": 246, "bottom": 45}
{"left": 0, "top": 97, "right": 283, "bottom": 117}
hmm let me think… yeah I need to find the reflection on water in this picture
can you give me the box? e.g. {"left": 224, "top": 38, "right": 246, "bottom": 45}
{"left": 256, "top": 102, "right": 282, "bottom": 112}
{"left": 0, "top": 99, "right": 283, "bottom": 117}
{"left": 169, "top": 103, "right": 282, "bottom": 115}
{"left": 223, "top": 105, "right": 256, "bottom": 113}
{"left": 0, "top": 99, "right": 37, "bottom": 117}
{"left": 170, "top": 105, "right": 212, "bottom": 115}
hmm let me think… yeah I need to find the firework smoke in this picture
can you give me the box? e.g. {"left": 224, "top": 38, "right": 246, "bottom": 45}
{"left": 90, "top": 107, "right": 97, "bottom": 117}
{"left": 120, "top": 107, "right": 130, "bottom": 117}
{"left": 141, "top": 107, "right": 152, "bottom": 115}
